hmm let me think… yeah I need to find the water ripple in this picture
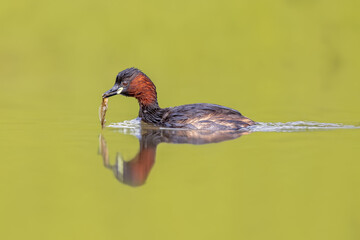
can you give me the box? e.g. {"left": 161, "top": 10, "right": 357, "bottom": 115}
{"left": 108, "top": 118, "right": 142, "bottom": 137}
{"left": 108, "top": 119, "right": 359, "bottom": 134}
{"left": 251, "top": 121, "right": 360, "bottom": 132}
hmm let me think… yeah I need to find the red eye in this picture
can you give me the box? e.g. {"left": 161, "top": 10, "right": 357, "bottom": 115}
{"left": 122, "top": 81, "right": 128, "bottom": 86}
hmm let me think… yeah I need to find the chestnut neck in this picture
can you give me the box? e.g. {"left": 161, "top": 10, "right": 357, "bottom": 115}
{"left": 132, "top": 75, "right": 165, "bottom": 125}
{"left": 136, "top": 94, "right": 159, "bottom": 110}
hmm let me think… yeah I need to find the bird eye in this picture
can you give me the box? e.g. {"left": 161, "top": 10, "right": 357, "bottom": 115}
{"left": 122, "top": 81, "right": 128, "bottom": 86}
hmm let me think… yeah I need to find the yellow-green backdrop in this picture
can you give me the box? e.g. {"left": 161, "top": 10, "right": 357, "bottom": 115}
{"left": 0, "top": 1, "right": 359, "bottom": 240}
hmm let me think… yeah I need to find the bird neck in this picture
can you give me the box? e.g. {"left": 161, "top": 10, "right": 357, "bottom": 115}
{"left": 138, "top": 101, "right": 164, "bottom": 125}
{"left": 131, "top": 74, "right": 165, "bottom": 125}
{"left": 131, "top": 73, "right": 159, "bottom": 107}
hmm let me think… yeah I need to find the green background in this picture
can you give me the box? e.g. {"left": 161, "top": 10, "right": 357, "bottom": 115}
{"left": 1, "top": 0, "right": 360, "bottom": 239}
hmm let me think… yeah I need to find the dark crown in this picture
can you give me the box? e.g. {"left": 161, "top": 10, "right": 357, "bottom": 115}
{"left": 116, "top": 67, "right": 142, "bottom": 83}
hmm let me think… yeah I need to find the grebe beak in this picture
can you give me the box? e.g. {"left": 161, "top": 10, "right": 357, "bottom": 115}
{"left": 102, "top": 85, "right": 123, "bottom": 98}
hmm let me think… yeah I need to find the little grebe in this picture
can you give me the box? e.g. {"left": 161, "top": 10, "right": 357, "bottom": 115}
{"left": 102, "top": 68, "right": 255, "bottom": 130}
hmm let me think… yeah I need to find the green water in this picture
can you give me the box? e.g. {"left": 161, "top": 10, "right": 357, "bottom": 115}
{"left": 1, "top": 0, "right": 360, "bottom": 239}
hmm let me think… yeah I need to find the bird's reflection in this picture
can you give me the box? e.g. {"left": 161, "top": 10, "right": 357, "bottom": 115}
{"left": 98, "top": 127, "right": 250, "bottom": 187}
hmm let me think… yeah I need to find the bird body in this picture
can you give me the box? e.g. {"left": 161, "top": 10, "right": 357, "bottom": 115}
{"left": 103, "top": 68, "right": 255, "bottom": 130}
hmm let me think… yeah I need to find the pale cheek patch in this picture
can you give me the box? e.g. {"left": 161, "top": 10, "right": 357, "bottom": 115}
{"left": 116, "top": 87, "right": 124, "bottom": 95}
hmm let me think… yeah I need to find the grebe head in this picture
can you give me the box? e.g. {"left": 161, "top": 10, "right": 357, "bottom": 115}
{"left": 102, "top": 68, "right": 158, "bottom": 106}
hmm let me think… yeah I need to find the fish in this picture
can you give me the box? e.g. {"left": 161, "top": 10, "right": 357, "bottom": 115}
{"left": 99, "top": 97, "right": 108, "bottom": 128}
